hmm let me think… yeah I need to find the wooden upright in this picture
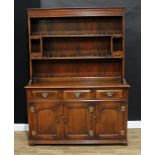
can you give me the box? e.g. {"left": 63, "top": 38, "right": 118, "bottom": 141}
{"left": 25, "top": 8, "right": 130, "bottom": 145}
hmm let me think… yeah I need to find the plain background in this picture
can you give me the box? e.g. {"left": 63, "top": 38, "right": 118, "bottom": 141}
{"left": 2, "top": 0, "right": 155, "bottom": 155}
{"left": 14, "top": 0, "right": 141, "bottom": 123}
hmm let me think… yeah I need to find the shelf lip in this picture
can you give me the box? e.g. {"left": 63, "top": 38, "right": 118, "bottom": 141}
{"left": 25, "top": 83, "right": 130, "bottom": 89}
{"left": 27, "top": 99, "right": 128, "bottom": 102}
{"left": 27, "top": 7, "right": 125, "bottom": 11}
{"left": 30, "top": 56, "right": 123, "bottom": 60}
{"left": 32, "top": 77, "right": 122, "bottom": 80}
{"left": 27, "top": 7, "right": 125, "bottom": 18}
{"left": 29, "top": 34, "right": 123, "bottom": 38}
{"left": 25, "top": 78, "right": 130, "bottom": 89}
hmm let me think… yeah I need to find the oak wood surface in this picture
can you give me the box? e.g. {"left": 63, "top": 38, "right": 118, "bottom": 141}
{"left": 25, "top": 8, "right": 129, "bottom": 145}
{"left": 28, "top": 8, "right": 125, "bottom": 18}
{"left": 25, "top": 80, "right": 130, "bottom": 89}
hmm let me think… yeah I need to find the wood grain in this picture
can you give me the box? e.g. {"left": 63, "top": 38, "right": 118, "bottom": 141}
{"left": 26, "top": 8, "right": 130, "bottom": 145}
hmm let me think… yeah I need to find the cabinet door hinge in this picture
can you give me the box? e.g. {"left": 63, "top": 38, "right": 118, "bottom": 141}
{"left": 30, "top": 106, "right": 35, "bottom": 113}
{"left": 121, "top": 106, "right": 125, "bottom": 111}
{"left": 89, "top": 107, "right": 94, "bottom": 113}
{"left": 89, "top": 130, "right": 94, "bottom": 136}
{"left": 31, "top": 130, "right": 36, "bottom": 136}
{"left": 120, "top": 130, "right": 125, "bottom": 136}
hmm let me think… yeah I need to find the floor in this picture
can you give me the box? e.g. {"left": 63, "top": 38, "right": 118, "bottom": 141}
{"left": 14, "top": 129, "right": 140, "bottom": 155}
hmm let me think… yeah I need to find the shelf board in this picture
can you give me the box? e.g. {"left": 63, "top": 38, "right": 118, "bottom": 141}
{"left": 25, "top": 79, "right": 130, "bottom": 89}
{"left": 30, "top": 32, "right": 123, "bottom": 38}
{"left": 31, "top": 56, "right": 123, "bottom": 60}
{"left": 30, "top": 34, "right": 123, "bottom": 38}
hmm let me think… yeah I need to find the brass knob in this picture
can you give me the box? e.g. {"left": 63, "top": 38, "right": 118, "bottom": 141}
{"left": 56, "top": 116, "right": 59, "bottom": 123}
{"left": 64, "top": 118, "right": 68, "bottom": 123}
{"left": 106, "top": 91, "right": 113, "bottom": 97}
{"left": 41, "top": 92, "right": 48, "bottom": 98}
{"left": 59, "top": 113, "right": 62, "bottom": 117}
{"left": 92, "top": 116, "right": 97, "bottom": 119}
{"left": 74, "top": 92, "right": 81, "bottom": 98}
{"left": 92, "top": 115, "right": 99, "bottom": 123}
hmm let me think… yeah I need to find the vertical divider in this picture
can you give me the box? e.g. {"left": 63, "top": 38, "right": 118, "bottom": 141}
{"left": 122, "top": 15, "right": 125, "bottom": 82}
{"left": 40, "top": 37, "right": 43, "bottom": 58}
{"left": 111, "top": 36, "right": 113, "bottom": 56}
{"left": 28, "top": 17, "right": 31, "bottom": 36}
{"left": 28, "top": 17, "right": 33, "bottom": 82}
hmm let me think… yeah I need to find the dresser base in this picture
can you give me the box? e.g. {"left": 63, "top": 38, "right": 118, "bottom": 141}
{"left": 28, "top": 139, "right": 128, "bottom": 146}
{"left": 26, "top": 81, "right": 129, "bottom": 146}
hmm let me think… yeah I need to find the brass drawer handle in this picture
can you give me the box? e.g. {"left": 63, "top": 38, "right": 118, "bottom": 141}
{"left": 106, "top": 91, "right": 114, "bottom": 97}
{"left": 41, "top": 92, "right": 48, "bottom": 98}
{"left": 74, "top": 92, "right": 81, "bottom": 98}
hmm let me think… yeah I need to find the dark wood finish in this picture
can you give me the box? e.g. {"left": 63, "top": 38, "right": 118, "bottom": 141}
{"left": 31, "top": 90, "right": 59, "bottom": 100}
{"left": 25, "top": 8, "right": 130, "bottom": 145}
{"left": 63, "top": 102, "right": 91, "bottom": 140}
{"left": 63, "top": 90, "right": 92, "bottom": 100}
{"left": 94, "top": 101, "right": 126, "bottom": 140}
{"left": 28, "top": 101, "right": 62, "bottom": 140}
{"left": 96, "top": 89, "right": 123, "bottom": 99}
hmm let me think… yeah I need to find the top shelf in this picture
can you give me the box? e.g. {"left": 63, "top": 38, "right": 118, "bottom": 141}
{"left": 30, "top": 31, "right": 123, "bottom": 38}
{"left": 30, "top": 16, "right": 123, "bottom": 37}
{"left": 28, "top": 8, "right": 125, "bottom": 18}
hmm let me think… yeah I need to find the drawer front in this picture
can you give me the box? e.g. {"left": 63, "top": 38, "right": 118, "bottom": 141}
{"left": 63, "top": 90, "right": 91, "bottom": 100}
{"left": 96, "top": 90, "right": 123, "bottom": 99}
{"left": 32, "top": 90, "right": 59, "bottom": 100}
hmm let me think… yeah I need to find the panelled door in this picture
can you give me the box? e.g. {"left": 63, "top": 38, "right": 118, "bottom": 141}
{"left": 28, "top": 101, "right": 127, "bottom": 141}
{"left": 29, "top": 102, "right": 62, "bottom": 140}
{"left": 94, "top": 101, "right": 127, "bottom": 140}
{"left": 63, "top": 102, "right": 92, "bottom": 140}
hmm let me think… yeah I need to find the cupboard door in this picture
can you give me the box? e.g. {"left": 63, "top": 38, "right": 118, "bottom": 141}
{"left": 95, "top": 101, "right": 126, "bottom": 140}
{"left": 63, "top": 102, "right": 91, "bottom": 140}
{"left": 29, "top": 102, "right": 62, "bottom": 140}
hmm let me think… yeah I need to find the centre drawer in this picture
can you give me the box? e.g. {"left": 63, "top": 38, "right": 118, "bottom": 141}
{"left": 96, "top": 89, "right": 123, "bottom": 99}
{"left": 32, "top": 90, "right": 59, "bottom": 100}
{"left": 63, "top": 90, "right": 91, "bottom": 100}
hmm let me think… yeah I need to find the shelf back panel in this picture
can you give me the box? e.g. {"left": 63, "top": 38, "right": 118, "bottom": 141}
{"left": 43, "top": 37, "right": 111, "bottom": 57}
{"left": 113, "top": 37, "right": 123, "bottom": 51}
{"left": 30, "top": 17, "right": 123, "bottom": 36}
{"left": 31, "top": 39, "right": 41, "bottom": 53}
{"left": 32, "top": 59, "right": 122, "bottom": 80}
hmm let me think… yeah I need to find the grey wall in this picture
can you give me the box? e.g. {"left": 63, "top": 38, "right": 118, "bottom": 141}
{"left": 41, "top": 0, "right": 141, "bottom": 120}
{"left": 14, "top": 0, "right": 40, "bottom": 123}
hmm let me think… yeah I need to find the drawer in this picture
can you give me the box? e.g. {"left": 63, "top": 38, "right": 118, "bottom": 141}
{"left": 32, "top": 90, "right": 59, "bottom": 100}
{"left": 63, "top": 90, "right": 91, "bottom": 100}
{"left": 96, "top": 90, "right": 123, "bottom": 99}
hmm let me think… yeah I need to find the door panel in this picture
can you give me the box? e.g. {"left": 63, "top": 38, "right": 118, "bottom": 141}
{"left": 63, "top": 102, "right": 91, "bottom": 140}
{"left": 30, "top": 102, "right": 62, "bottom": 140}
{"left": 95, "top": 101, "right": 126, "bottom": 139}
{"left": 37, "top": 109, "right": 57, "bottom": 135}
